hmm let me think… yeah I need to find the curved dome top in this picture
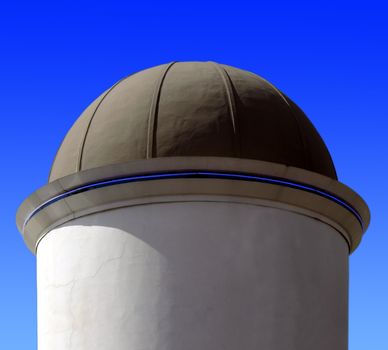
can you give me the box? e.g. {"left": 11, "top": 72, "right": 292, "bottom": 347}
{"left": 49, "top": 61, "right": 337, "bottom": 182}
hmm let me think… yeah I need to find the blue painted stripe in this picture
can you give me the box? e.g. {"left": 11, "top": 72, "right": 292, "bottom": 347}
{"left": 23, "top": 171, "right": 364, "bottom": 230}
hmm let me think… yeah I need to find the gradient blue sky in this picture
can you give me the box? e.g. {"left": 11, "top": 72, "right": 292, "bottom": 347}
{"left": 1, "top": 1, "right": 387, "bottom": 349}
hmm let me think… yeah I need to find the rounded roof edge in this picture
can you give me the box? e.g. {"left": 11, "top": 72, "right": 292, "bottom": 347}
{"left": 17, "top": 157, "right": 369, "bottom": 255}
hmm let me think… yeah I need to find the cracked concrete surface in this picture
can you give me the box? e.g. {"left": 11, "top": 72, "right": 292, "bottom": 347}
{"left": 37, "top": 201, "right": 348, "bottom": 350}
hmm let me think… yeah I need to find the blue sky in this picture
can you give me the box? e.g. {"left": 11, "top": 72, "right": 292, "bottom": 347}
{"left": 0, "top": 1, "right": 387, "bottom": 349}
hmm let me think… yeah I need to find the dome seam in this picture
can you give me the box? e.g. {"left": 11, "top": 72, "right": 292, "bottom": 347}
{"left": 77, "top": 73, "right": 135, "bottom": 172}
{"left": 146, "top": 62, "right": 176, "bottom": 159}
{"left": 244, "top": 71, "right": 311, "bottom": 169}
{"left": 277, "top": 90, "right": 313, "bottom": 173}
{"left": 210, "top": 62, "right": 241, "bottom": 157}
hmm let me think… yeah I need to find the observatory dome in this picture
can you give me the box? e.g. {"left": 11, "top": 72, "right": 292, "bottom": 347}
{"left": 49, "top": 61, "right": 337, "bottom": 182}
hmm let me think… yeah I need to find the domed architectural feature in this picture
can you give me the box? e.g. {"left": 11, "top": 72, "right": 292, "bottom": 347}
{"left": 17, "top": 61, "right": 370, "bottom": 350}
{"left": 17, "top": 61, "right": 370, "bottom": 255}
{"left": 49, "top": 61, "right": 336, "bottom": 182}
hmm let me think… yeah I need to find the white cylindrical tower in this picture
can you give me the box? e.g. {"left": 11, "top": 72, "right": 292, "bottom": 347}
{"left": 17, "top": 62, "right": 369, "bottom": 350}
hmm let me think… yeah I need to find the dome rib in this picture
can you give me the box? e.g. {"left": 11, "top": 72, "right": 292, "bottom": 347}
{"left": 209, "top": 62, "right": 241, "bottom": 157}
{"left": 77, "top": 73, "right": 134, "bottom": 171}
{"left": 276, "top": 89, "right": 312, "bottom": 172}
{"left": 146, "top": 62, "right": 176, "bottom": 159}
{"left": 244, "top": 70, "right": 310, "bottom": 170}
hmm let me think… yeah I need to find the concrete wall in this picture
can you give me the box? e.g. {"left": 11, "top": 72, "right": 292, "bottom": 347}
{"left": 37, "top": 201, "right": 349, "bottom": 350}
